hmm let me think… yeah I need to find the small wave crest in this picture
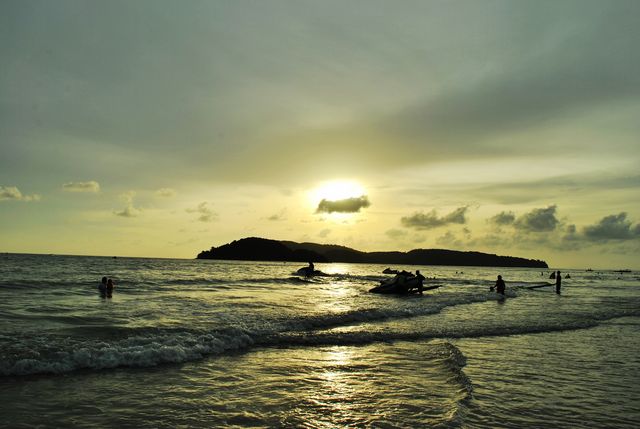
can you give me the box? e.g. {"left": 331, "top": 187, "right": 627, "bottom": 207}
{"left": 0, "top": 327, "right": 255, "bottom": 377}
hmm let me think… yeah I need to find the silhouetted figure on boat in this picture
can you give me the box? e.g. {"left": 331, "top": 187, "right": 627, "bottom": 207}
{"left": 555, "top": 271, "right": 562, "bottom": 294}
{"left": 370, "top": 270, "right": 438, "bottom": 295}
{"left": 296, "top": 261, "right": 319, "bottom": 277}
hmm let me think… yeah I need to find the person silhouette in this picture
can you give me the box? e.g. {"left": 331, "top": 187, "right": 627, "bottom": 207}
{"left": 415, "top": 270, "right": 426, "bottom": 295}
{"left": 98, "top": 276, "right": 107, "bottom": 298}
{"left": 493, "top": 275, "right": 506, "bottom": 295}
{"left": 555, "top": 271, "right": 562, "bottom": 294}
{"left": 106, "top": 278, "right": 114, "bottom": 298}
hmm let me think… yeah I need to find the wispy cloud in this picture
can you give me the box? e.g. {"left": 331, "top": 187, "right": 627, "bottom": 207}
{"left": 155, "top": 188, "right": 176, "bottom": 197}
{"left": 267, "top": 208, "right": 287, "bottom": 221}
{"left": 436, "top": 231, "right": 465, "bottom": 248}
{"left": 401, "top": 207, "right": 467, "bottom": 230}
{"left": 385, "top": 228, "right": 407, "bottom": 239}
{"left": 186, "top": 202, "right": 217, "bottom": 222}
{"left": 0, "top": 186, "right": 41, "bottom": 202}
{"left": 318, "top": 228, "right": 331, "bottom": 238}
{"left": 316, "top": 196, "right": 371, "bottom": 214}
{"left": 62, "top": 181, "right": 100, "bottom": 193}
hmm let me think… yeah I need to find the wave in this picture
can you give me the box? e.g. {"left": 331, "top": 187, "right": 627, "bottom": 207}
{"left": 0, "top": 290, "right": 496, "bottom": 377}
{"left": 4, "top": 292, "right": 638, "bottom": 377}
{"left": 0, "top": 327, "right": 256, "bottom": 377}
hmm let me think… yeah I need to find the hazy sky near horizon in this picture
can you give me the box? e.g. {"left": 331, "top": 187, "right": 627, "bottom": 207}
{"left": 2, "top": 0, "right": 639, "bottom": 269}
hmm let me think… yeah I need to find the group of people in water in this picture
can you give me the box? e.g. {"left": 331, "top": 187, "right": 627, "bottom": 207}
{"left": 379, "top": 268, "right": 426, "bottom": 294}
{"left": 304, "top": 261, "right": 567, "bottom": 297}
{"left": 493, "top": 270, "right": 564, "bottom": 296}
{"left": 98, "top": 276, "right": 115, "bottom": 298}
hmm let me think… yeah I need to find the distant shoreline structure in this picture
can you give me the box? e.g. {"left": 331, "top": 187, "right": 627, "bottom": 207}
{"left": 196, "top": 237, "right": 549, "bottom": 268}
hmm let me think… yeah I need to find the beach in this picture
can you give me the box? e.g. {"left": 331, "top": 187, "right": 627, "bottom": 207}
{"left": 1, "top": 254, "right": 639, "bottom": 428}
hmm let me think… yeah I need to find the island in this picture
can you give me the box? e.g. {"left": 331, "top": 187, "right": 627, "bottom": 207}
{"left": 197, "top": 237, "right": 548, "bottom": 268}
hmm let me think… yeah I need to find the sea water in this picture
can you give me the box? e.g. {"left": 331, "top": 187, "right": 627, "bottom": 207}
{"left": 0, "top": 254, "right": 638, "bottom": 428}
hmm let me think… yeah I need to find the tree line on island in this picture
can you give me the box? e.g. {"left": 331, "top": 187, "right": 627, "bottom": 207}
{"left": 197, "top": 237, "right": 548, "bottom": 268}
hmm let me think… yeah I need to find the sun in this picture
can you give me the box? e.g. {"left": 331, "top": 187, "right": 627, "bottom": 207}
{"left": 312, "top": 180, "right": 366, "bottom": 202}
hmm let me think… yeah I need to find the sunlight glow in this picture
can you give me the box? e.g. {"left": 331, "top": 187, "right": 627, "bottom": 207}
{"left": 311, "top": 180, "right": 366, "bottom": 202}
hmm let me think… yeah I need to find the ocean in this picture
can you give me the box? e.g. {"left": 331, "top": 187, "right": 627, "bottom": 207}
{"left": 1, "top": 254, "right": 639, "bottom": 428}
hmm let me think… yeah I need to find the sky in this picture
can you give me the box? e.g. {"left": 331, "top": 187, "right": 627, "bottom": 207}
{"left": 1, "top": 0, "right": 639, "bottom": 269}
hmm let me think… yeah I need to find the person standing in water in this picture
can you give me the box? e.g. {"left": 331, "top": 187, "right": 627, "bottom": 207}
{"left": 415, "top": 270, "right": 426, "bottom": 295}
{"left": 106, "top": 278, "right": 115, "bottom": 298}
{"left": 493, "top": 275, "right": 506, "bottom": 295}
{"left": 556, "top": 271, "right": 562, "bottom": 294}
{"left": 98, "top": 276, "right": 107, "bottom": 298}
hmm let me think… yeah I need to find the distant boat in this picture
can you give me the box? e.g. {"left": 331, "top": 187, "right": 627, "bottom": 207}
{"left": 586, "top": 268, "right": 593, "bottom": 272}
{"left": 616, "top": 269, "right": 632, "bottom": 273}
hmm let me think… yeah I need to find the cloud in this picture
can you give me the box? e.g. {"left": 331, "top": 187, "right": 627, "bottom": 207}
{"left": 318, "top": 228, "right": 331, "bottom": 238}
{"left": 413, "top": 236, "right": 426, "bottom": 244}
{"left": 120, "top": 191, "right": 136, "bottom": 204}
{"left": 385, "top": 229, "right": 407, "bottom": 239}
{"left": 401, "top": 207, "right": 467, "bottom": 230}
{"left": 115, "top": 205, "right": 141, "bottom": 218}
{"left": 514, "top": 205, "right": 559, "bottom": 232}
{"left": 316, "top": 196, "right": 371, "bottom": 214}
{"left": 62, "top": 181, "right": 100, "bottom": 193}
{"left": 186, "top": 202, "right": 217, "bottom": 222}
{"left": 114, "top": 191, "right": 141, "bottom": 217}
{"left": 267, "top": 208, "right": 287, "bottom": 221}
{"left": 0, "top": 186, "right": 41, "bottom": 202}
{"left": 490, "top": 211, "right": 516, "bottom": 225}
{"left": 155, "top": 188, "right": 176, "bottom": 197}
{"left": 583, "top": 212, "right": 640, "bottom": 241}
{"left": 436, "top": 231, "right": 464, "bottom": 248}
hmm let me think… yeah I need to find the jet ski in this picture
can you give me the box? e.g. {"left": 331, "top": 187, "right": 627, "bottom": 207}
{"left": 295, "top": 266, "right": 327, "bottom": 277}
{"left": 370, "top": 274, "right": 439, "bottom": 295}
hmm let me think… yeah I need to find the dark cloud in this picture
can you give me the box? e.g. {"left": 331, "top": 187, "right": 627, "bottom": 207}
{"left": 490, "top": 211, "right": 516, "bottom": 225}
{"left": 583, "top": 213, "right": 640, "bottom": 241}
{"left": 2, "top": 2, "right": 639, "bottom": 187}
{"left": 401, "top": 207, "right": 467, "bottom": 230}
{"left": 316, "top": 196, "right": 371, "bottom": 214}
{"left": 514, "top": 205, "right": 559, "bottom": 232}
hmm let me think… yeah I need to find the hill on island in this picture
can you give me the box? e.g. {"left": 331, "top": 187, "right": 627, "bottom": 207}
{"left": 197, "top": 237, "right": 548, "bottom": 268}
